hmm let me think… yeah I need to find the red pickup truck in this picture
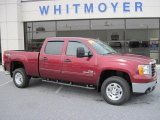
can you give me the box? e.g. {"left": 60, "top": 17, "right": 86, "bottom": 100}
{"left": 3, "top": 37, "right": 157, "bottom": 105}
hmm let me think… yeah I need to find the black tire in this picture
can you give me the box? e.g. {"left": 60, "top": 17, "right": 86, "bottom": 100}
{"left": 13, "top": 68, "right": 30, "bottom": 88}
{"left": 101, "top": 76, "right": 130, "bottom": 105}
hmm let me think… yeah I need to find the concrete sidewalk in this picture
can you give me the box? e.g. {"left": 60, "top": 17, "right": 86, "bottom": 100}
{"left": 0, "top": 66, "right": 4, "bottom": 71}
{"left": 0, "top": 65, "right": 160, "bottom": 72}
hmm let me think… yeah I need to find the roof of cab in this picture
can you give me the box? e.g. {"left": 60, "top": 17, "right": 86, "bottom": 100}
{"left": 46, "top": 37, "right": 93, "bottom": 41}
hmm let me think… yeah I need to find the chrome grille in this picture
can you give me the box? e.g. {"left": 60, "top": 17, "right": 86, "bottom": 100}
{"left": 151, "top": 63, "right": 156, "bottom": 77}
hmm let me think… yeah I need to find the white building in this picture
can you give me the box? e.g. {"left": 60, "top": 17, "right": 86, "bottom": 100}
{"left": 0, "top": 0, "right": 160, "bottom": 63}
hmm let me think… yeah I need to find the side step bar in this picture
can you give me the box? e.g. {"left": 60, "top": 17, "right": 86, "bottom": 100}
{"left": 42, "top": 79, "right": 96, "bottom": 90}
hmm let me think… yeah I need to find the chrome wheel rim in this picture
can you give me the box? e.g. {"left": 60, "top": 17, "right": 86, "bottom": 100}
{"left": 106, "top": 83, "right": 123, "bottom": 101}
{"left": 15, "top": 72, "right": 23, "bottom": 85}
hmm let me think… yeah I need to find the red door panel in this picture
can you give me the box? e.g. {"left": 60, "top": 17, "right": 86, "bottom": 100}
{"left": 61, "top": 40, "right": 96, "bottom": 84}
{"left": 62, "top": 56, "right": 96, "bottom": 84}
{"left": 39, "top": 40, "right": 64, "bottom": 80}
{"left": 39, "top": 54, "right": 63, "bottom": 79}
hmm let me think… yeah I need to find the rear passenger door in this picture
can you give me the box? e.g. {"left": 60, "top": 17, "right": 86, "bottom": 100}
{"left": 39, "top": 40, "right": 64, "bottom": 79}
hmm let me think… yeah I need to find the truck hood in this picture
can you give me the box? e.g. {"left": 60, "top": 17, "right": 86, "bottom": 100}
{"left": 102, "top": 53, "right": 154, "bottom": 65}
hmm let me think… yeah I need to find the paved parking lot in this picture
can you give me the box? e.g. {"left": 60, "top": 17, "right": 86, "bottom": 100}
{"left": 0, "top": 69, "right": 160, "bottom": 120}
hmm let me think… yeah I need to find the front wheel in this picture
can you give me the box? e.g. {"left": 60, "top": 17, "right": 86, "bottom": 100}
{"left": 101, "top": 76, "right": 131, "bottom": 105}
{"left": 13, "top": 68, "right": 30, "bottom": 88}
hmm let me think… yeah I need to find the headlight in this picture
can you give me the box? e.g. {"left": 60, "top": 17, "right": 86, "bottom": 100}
{"left": 138, "top": 65, "right": 150, "bottom": 75}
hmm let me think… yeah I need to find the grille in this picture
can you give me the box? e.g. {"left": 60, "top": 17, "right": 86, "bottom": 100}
{"left": 151, "top": 63, "right": 156, "bottom": 77}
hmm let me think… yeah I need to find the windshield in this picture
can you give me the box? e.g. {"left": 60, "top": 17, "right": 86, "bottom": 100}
{"left": 88, "top": 39, "right": 117, "bottom": 55}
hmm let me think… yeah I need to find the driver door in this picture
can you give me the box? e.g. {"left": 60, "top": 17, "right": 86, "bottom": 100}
{"left": 62, "top": 41, "right": 95, "bottom": 84}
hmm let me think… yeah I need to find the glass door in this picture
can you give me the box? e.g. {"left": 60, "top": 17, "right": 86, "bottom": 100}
{"left": 90, "top": 19, "right": 126, "bottom": 53}
{"left": 125, "top": 19, "right": 159, "bottom": 62}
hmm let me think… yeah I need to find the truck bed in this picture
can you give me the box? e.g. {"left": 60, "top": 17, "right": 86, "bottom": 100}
{"left": 4, "top": 50, "right": 40, "bottom": 77}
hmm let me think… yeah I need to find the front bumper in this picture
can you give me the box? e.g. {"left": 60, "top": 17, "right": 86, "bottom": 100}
{"left": 132, "top": 80, "right": 157, "bottom": 93}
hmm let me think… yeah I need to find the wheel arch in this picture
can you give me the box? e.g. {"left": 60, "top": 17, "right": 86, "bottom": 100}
{"left": 97, "top": 69, "right": 132, "bottom": 92}
{"left": 10, "top": 61, "right": 25, "bottom": 77}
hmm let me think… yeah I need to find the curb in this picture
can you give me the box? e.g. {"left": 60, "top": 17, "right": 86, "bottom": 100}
{"left": 0, "top": 66, "right": 4, "bottom": 71}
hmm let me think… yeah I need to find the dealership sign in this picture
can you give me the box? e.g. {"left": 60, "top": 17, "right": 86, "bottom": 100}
{"left": 21, "top": 0, "right": 160, "bottom": 21}
{"left": 39, "top": 1, "right": 143, "bottom": 16}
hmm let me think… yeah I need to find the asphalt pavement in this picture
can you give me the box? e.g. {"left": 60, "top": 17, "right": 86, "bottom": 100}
{"left": 0, "top": 69, "right": 160, "bottom": 120}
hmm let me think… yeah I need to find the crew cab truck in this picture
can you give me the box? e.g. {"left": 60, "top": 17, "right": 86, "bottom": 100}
{"left": 3, "top": 37, "right": 157, "bottom": 105}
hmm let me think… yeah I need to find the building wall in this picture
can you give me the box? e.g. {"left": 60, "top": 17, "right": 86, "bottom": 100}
{"left": 0, "top": 0, "right": 24, "bottom": 63}
{"left": 0, "top": 0, "right": 160, "bottom": 63}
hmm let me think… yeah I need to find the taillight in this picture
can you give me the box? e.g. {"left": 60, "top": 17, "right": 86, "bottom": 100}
{"left": 3, "top": 52, "right": 10, "bottom": 61}
{"left": 5, "top": 53, "right": 10, "bottom": 57}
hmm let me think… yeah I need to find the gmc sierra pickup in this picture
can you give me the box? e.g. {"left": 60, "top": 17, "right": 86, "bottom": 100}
{"left": 3, "top": 37, "right": 157, "bottom": 105}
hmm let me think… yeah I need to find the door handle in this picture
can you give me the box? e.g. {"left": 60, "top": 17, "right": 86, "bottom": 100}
{"left": 64, "top": 59, "right": 71, "bottom": 62}
{"left": 43, "top": 57, "right": 48, "bottom": 61}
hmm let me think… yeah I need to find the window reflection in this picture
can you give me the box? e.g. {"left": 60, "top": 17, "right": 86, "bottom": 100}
{"left": 126, "top": 19, "right": 159, "bottom": 62}
{"left": 25, "top": 21, "right": 56, "bottom": 51}
{"left": 57, "top": 20, "right": 90, "bottom": 31}
{"left": 24, "top": 19, "right": 160, "bottom": 63}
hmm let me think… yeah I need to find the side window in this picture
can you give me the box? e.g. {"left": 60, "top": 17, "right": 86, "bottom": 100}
{"left": 66, "top": 41, "right": 89, "bottom": 56}
{"left": 45, "top": 41, "right": 64, "bottom": 55}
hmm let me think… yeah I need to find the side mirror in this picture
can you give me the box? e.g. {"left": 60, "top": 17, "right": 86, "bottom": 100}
{"left": 77, "top": 47, "right": 93, "bottom": 58}
{"left": 77, "top": 47, "right": 85, "bottom": 58}
{"left": 88, "top": 51, "right": 93, "bottom": 57}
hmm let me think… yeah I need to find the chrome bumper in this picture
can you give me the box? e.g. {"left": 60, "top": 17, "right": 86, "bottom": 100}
{"left": 132, "top": 81, "right": 157, "bottom": 93}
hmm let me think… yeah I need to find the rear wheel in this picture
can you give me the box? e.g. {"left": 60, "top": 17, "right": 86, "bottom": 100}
{"left": 101, "top": 76, "right": 131, "bottom": 105}
{"left": 13, "top": 68, "right": 30, "bottom": 88}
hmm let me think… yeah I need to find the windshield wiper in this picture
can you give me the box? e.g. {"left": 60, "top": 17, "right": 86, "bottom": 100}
{"left": 102, "top": 52, "right": 116, "bottom": 55}
{"left": 107, "top": 52, "right": 116, "bottom": 54}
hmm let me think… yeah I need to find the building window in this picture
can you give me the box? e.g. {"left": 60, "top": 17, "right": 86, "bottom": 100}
{"left": 90, "top": 19, "right": 125, "bottom": 53}
{"left": 24, "top": 21, "right": 56, "bottom": 51}
{"left": 125, "top": 19, "right": 159, "bottom": 62}
{"left": 24, "top": 18, "right": 160, "bottom": 63}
